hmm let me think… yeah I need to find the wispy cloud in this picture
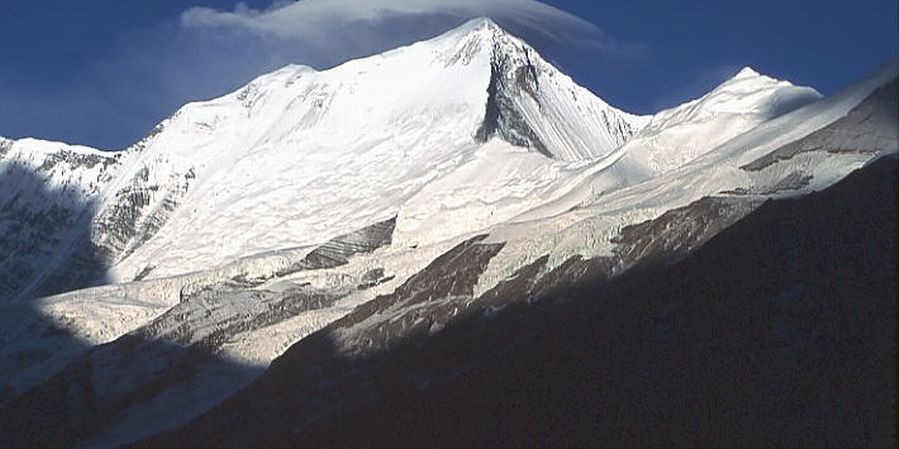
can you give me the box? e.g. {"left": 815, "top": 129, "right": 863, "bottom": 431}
{"left": 181, "top": 0, "right": 596, "bottom": 43}
{"left": 177, "top": 0, "right": 642, "bottom": 69}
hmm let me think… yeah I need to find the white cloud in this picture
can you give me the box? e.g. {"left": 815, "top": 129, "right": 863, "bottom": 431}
{"left": 176, "top": 0, "right": 640, "bottom": 70}
{"left": 180, "top": 0, "right": 591, "bottom": 37}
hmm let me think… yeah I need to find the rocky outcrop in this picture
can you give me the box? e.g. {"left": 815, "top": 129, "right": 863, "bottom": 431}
{"left": 332, "top": 235, "right": 504, "bottom": 356}
{"left": 475, "top": 47, "right": 551, "bottom": 158}
{"left": 92, "top": 167, "right": 195, "bottom": 264}
{"left": 611, "top": 196, "right": 761, "bottom": 270}
{"left": 277, "top": 216, "right": 396, "bottom": 276}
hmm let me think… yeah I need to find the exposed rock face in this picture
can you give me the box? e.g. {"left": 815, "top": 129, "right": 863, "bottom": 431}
{"left": 0, "top": 182, "right": 81, "bottom": 298}
{"left": 332, "top": 235, "right": 505, "bottom": 356}
{"left": 612, "top": 197, "right": 761, "bottom": 270}
{"left": 37, "top": 149, "right": 116, "bottom": 174}
{"left": 0, "top": 138, "right": 12, "bottom": 156}
{"left": 92, "top": 167, "right": 196, "bottom": 264}
{"left": 0, "top": 117, "right": 183, "bottom": 301}
{"left": 468, "top": 19, "right": 646, "bottom": 161}
{"left": 277, "top": 216, "right": 396, "bottom": 276}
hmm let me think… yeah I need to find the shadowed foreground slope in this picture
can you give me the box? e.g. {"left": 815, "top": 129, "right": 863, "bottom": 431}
{"left": 130, "top": 155, "right": 897, "bottom": 449}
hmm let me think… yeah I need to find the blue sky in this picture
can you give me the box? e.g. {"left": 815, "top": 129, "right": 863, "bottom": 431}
{"left": 0, "top": 0, "right": 895, "bottom": 149}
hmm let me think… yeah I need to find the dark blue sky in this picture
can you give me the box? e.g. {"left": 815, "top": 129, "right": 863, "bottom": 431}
{"left": 0, "top": 0, "right": 895, "bottom": 149}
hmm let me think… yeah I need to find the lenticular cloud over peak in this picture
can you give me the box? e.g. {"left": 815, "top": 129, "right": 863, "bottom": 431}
{"left": 178, "top": 0, "right": 637, "bottom": 69}
{"left": 180, "top": 0, "right": 596, "bottom": 40}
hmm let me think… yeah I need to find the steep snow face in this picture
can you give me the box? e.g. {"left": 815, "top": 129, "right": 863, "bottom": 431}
{"left": 475, "top": 62, "right": 897, "bottom": 296}
{"left": 93, "top": 18, "right": 646, "bottom": 281}
{"left": 609, "top": 67, "right": 822, "bottom": 181}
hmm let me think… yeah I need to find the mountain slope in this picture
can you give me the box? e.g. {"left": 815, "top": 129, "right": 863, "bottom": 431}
{"left": 0, "top": 137, "right": 118, "bottom": 300}
{"left": 128, "top": 153, "right": 897, "bottom": 449}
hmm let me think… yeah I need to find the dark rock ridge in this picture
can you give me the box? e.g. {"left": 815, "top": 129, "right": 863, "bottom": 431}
{"left": 611, "top": 196, "right": 760, "bottom": 271}
{"left": 0, "top": 138, "right": 12, "bottom": 156}
{"left": 276, "top": 216, "right": 397, "bottom": 277}
{"left": 475, "top": 43, "right": 551, "bottom": 158}
{"left": 38, "top": 149, "right": 118, "bottom": 175}
{"left": 331, "top": 235, "right": 505, "bottom": 356}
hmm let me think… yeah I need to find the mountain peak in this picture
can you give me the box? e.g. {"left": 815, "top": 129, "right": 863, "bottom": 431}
{"left": 452, "top": 17, "right": 505, "bottom": 37}
{"left": 439, "top": 17, "right": 527, "bottom": 57}
{"left": 733, "top": 66, "right": 762, "bottom": 79}
{"left": 628, "top": 65, "right": 822, "bottom": 168}
{"left": 463, "top": 16, "right": 502, "bottom": 30}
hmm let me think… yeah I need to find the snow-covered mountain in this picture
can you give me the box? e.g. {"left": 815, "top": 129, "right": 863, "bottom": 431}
{"left": 608, "top": 67, "right": 822, "bottom": 181}
{"left": 0, "top": 137, "right": 120, "bottom": 301}
{"left": 0, "top": 17, "right": 895, "bottom": 449}
{"left": 1, "top": 18, "right": 649, "bottom": 304}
